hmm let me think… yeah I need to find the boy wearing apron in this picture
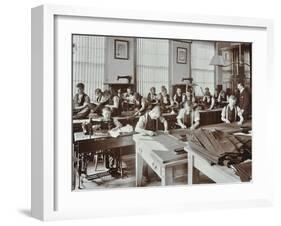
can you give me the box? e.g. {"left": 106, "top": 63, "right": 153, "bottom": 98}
{"left": 221, "top": 95, "right": 244, "bottom": 125}
{"left": 176, "top": 100, "right": 200, "bottom": 130}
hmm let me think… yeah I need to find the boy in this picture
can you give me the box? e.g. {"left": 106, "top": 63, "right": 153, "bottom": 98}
{"left": 177, "top": 100, "right": 200, "bottom": 130}
{"left": 91, "top": 88, "right": 108, "bottom": 115}
{"left": 122, "top": 87, "right": 135, "bottom": 111}
{"left": 135, "top": 105, "right": 168, "bottom": 136}
{"left": 202, "top": 87, "right": 215, "bottom": 110}
{"left": 73, "top": 83, "right": 91, "bottom": 119}
{"left": 221, "top": 95, "right": 244, "bottom": 125}
{"left": 135, "top": 105, "right": 168, "bottom": 185}
{"left": 105, "top": 90, "right": 121, "bottom": 116}
{"left": 158, "top": 86, "right": 173, "bottom": 113}
{"left": 173, "top": 87, "right": 186, "bottom": 109}
{"left": 147, "top": 87, "right": 158, "bottom": 104}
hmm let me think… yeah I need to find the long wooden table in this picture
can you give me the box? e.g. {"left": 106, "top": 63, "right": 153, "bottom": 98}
{"left": 185, "top": 121, "right": 252, "bottom": 184}
{"left": 133, "top": 133, "right": 187, "bottom": 186}
{"left": 185, "top": 144, "right": 241, "bottom": 184}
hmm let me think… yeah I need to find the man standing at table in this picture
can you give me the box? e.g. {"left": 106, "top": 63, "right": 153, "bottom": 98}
{"left": 237, "top": 82, "right": 251, "bottom": 120}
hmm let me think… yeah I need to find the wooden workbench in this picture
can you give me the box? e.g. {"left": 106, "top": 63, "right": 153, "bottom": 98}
{"left": 185, "top": 144, "right": 241, "bottom": 184}
{"left": 184, "top": 121, "right": 252, "bottom": 184}
{"left": 133, "top": 133, "right": 187, "bottom": 186}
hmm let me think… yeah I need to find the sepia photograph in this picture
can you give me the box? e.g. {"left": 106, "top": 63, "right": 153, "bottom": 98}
{"left": 72, "top": 35, "right": 252, "bottom": 191}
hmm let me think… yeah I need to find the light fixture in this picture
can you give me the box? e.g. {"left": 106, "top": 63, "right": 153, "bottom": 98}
{"left": 209, "top": 55, "right": 225, "bottom": 66}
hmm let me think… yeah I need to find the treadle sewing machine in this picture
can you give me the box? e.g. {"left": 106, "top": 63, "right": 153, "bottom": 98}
{"left": 73, "top": 131, "right": 135, "bottom": 189}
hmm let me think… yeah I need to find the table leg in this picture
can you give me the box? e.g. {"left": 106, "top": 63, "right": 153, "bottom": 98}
{"left": 188, "top": 152, "right": 200, "bottom": 185}
{"left": 120, "top": 148, "right": 123, "bottom": 178}
{"left": 161, "top": 166, "right": 173, "bottom": 186}
{"left": 136, "top": 148, "right": 144, "bottom": 186}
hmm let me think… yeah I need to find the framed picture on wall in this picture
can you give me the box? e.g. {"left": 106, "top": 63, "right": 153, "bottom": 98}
{"left": 177, "top": 47, "right": 187, "bottom": 64}
{"left": 114, "top": 39, "right": 129, "bottom": 60}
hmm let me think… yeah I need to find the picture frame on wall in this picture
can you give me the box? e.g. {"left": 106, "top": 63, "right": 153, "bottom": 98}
{"left": 114, "top": 39, "right": 129, "bottom": 60}
{"left": 31, "top": 4, "right": 274, "bottom": 221}
{"left": 177, "top": 47, "right": 187, "bottom": 64}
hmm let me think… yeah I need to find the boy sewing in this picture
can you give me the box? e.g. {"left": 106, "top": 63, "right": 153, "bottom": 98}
{"left": 177, "top": 100, "right": 200, "bottom": 130}
{"left": 173, "top": 87, "right": 186, "bottom": 109}
{"left": 202, "top": 87, "right": 215, "bottom": 110}
{"left": 135, "top": 105, "right": 168, "bottom": 136}
{"left": 221, "top": 95, "right": 244, "bottom": 125}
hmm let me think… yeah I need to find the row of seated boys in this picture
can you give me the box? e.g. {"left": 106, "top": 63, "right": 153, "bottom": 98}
{"left": 73, "top": 82, "right": 237, "bottom": 120}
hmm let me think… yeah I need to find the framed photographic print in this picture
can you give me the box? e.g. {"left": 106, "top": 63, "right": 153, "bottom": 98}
{"left": 31, "top": 4, "right": 274, "bottom": 221}
{"left": 114, "top": 39, "right": 129, "bottom": 60}
{"left": 177, "top": 47, "right": 187, "bottom": 64}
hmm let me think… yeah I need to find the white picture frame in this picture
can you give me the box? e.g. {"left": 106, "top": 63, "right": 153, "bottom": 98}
{"left": 31, "top": 4, "right": 274, "bottom": 221}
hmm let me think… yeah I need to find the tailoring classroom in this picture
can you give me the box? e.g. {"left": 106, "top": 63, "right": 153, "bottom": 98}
{"left": 72, "top": 35, "right": 252, "bottom": 190}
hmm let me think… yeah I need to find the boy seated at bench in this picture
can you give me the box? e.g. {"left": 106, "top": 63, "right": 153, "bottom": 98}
{"left": 221, "top": 95, "right": 244, "bottom": 125}
{"left": 202, "top": 87, "right": 215, "bottom": 110}
{"left": 82, "top": 107, "right": 123, "bottom": 174}
{"left": 105, "top": 89, "right": 121, "bottom": 116}
{"left": 73, "top": 83, "right": 91, "bottom": 119}
{"left": 133, "top": 92, "right": 148, "bottom": 116}
{"left": 173, "top": 87, "right": 186, "bottom": 109}
{"left": 176, "top": 100, "right": 200, "bottom": 130}
{"left": 90, "top": 88, "right": 109, "bottom": 115}
{"left": 122, "top": 87, "right": 135, "bottom": 111}
{"left": 135, "top": 105, "right": 168, "bottom": 136}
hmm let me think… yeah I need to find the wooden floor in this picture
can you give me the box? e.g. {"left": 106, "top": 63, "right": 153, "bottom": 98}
{"left": 74, "top": 154, "right": 213, "bottom": 191}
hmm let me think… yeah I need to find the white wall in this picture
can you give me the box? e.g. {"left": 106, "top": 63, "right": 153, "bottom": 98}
{"left": 104, "top": 37, "right": 135, "bottom": 84}
{"left": 170, "top": 40, "right": 191, "bottom": 85}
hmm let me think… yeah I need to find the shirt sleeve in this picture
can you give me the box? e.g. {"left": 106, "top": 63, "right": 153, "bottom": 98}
{"left": 176, "top": 109, "right": 185, "bottom": 120}
{"left": 135, "top": 115, "right": 146, "bottom": 131}
{"left": 194, "top": 110, "right": 200, "bottom": 122}
{"left": 237, "top": 106, "right": 243, "bottom": 116}
{"left": 73, "top": 94, "right": 79, "bottom": 107}
{"left": 221, "top": 106, "right": 226, "bottom": 119}
{"left": 85, "top": 95, "right": 90, "bottom": 104}
{"left": 159, "top": 116, "right": 166, "bottom": 123}
{"left": 113, "top": 118, "right": 122, "bottom": 128}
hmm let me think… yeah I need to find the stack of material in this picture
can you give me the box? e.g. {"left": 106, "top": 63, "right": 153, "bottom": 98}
{"left": 232, "top": 160, "right": 252, "bottom": 182}
{"left": 189, "top": 128, "right": 251, "bottom": 166}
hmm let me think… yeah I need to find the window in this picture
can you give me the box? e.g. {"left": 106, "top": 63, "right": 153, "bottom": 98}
{"left": 191, "top": 41, "right": 215, "bottom": 96}
{"left": 136, "top": 38, "right": 169, "bottom": 97}
{"left": 72, "top": 35, "right": 105, "bottom": 101}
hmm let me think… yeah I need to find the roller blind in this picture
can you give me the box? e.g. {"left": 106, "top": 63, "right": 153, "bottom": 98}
{"left": 136, "top": 38, "right": 169, "bottom": 97}
{"left": 191, "top": 41, "right": 215, "bottom": 96}
{"left": 72, "top": 35, "right": 105, "bottom": 101}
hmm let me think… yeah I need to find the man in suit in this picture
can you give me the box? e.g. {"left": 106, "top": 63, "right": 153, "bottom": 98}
{"left": 237, "top": 82, "right": 251, "bottom": 120}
